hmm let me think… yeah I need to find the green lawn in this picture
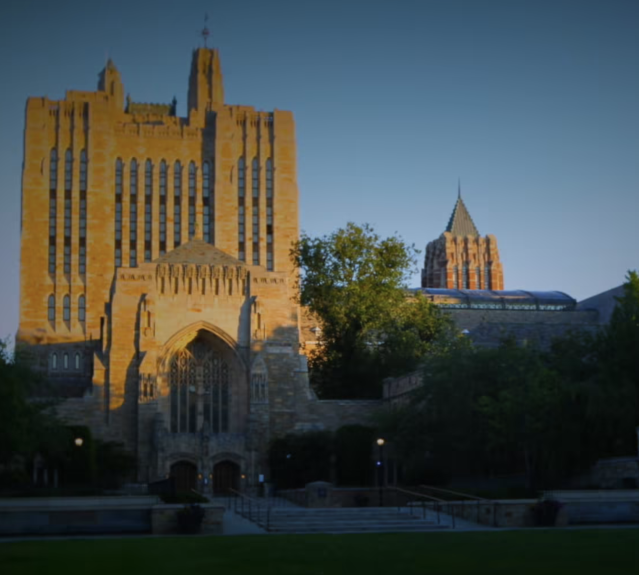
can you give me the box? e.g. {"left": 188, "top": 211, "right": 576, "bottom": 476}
{"left": 1, "top": 529, "right": 638, "bottom": 575}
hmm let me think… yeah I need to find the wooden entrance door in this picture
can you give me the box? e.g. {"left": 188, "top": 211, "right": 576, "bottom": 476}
{"left": 213, "top": 460, "right": 240, "bottom": 495}
{"left": 170, "top": 461, "right": 197, "bottom": 493}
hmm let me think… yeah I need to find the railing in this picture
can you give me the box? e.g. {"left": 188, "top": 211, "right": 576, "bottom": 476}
{"left": 418, "top": 484, "right": 499, "bottom": 527}
{"left": 226, "top": 489, "right": 299, "bottom": 531}
{"left": 227, "top": 489, "right": 272, "bottom": 530}
{"left": 384, "top": 486, "right": 457, "bottom": 528}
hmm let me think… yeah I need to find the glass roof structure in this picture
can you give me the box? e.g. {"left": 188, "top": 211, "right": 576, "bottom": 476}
{"left": 412, "top": 289, "right": 576, "bottom": 311}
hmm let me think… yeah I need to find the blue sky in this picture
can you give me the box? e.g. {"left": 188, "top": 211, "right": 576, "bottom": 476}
{"left": 1, "top": 0, "right": 638, "bottom": 340}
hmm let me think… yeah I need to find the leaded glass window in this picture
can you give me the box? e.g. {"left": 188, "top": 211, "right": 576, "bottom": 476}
{"left": 115, "top": 159, "right": 123, "bottom": 267}
{"left": 174, "top": 161, "right": 182, "bottom": 247}
{"left": 252, "top": 158, "right": 259, "bottom": 265}
{"left": 266, "top": 158, "right": 273, "bottom": 270}
{"left": 188, "top": 161, "right": 196, "bottom": 240}
{"left": 237, "top": 158, "right": 245, "bottom": 261}
{"left": 169, "top": 337, "right": 231, "bottom": 434}
{"left": 130, "top": 159, "right": 138, "bottom": 267}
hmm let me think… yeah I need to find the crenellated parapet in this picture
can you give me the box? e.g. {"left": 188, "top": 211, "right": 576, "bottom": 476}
{"left": 155, "top": 262, "right": 249, "bottom": 297}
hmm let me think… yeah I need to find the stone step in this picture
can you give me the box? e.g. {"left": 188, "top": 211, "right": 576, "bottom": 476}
{"left": 269, "top": 523, "right": 450, "bottom": 534}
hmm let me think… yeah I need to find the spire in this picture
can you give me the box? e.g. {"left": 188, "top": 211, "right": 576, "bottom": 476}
{"left": 445, "top": 187, "right": 479, "bottom": 237}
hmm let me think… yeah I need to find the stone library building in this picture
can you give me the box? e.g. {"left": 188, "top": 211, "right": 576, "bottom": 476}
{"left": 18, "top": 47, "right": 380, "bottom": 492}
{"left": 17, "top": 46, "right": 608, "bottom": 493}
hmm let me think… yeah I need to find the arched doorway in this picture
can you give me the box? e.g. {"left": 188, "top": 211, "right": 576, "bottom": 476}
{"left": 213, "top": 460, "right": 240, "bottom": 495}
{"left": 170, "top": 461, "right": 197, "bottom": 492}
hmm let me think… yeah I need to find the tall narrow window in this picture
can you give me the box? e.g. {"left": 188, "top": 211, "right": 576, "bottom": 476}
{"left": 266, "top": 158, "right": 274, "bottom": 270}
{"left": 129, "top": 159, "right": 138, "bottom": 267}
{"left": 476, "top": 267, "right": 481, "bottom": 290}
{"left": 159, "top": 160, "right": 167, "bottom": 255}
{"left": 462, "top": 263, "right": 469, "bottom": 290}
{"left": 453, "top": 265, "right": 459, "bottom": 289}
{"left": 485, "top": 264, "right": 492, "bottom": 290}
{"left": 79, "top": 150, "right": 87, "bottom": 276}
{"left": 115, "top": 159, "right": 123, "bottom": 267}
{"left": 78, "top": 294, "right": 86, "bottom": 323}
{"left": 237, "top": 157, "right": 245, "bottom": 261}
{"left": 144, "top": 159, "right": 153, "bottom": 261}
{"left": 252, "top": 157, "right": 260, "bottom": 265}
{"left": 203, "top": 161, "right": 212, "bottom": 243}
{"left": 49, "top": 150, "right": 58, "bottom": 276}
{"left": 64, "top": 190, "right": 71, "bottom": 275}
{"left": 63, "top": 294, "right": 70, "bottom": 323}
{"left": 48, "top": 294, "right": 55, "bottom": 323}
{"left": 63, "top": 150, "right": 72, "bottom": 275}
{"left": 51, "top": 353, "right": 58, "bottom": 370}
{"left": 64, "top": 149, "right": 72, "bottom": 192}
{"left": 173, "top": 161, "right": 182, "bottom": 247}
{"left": 75, "top": 353, "right": 81, "bottom": 370}
{"left": 63, "top": 353, "right": 69, "bottom": 369}
{"left": 188, "top": 161, "right": 196, "bottom": 240}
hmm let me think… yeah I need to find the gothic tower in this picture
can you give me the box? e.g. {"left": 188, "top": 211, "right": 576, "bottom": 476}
{"left": 422, "top": 188, "right": 504, "bottom": 290}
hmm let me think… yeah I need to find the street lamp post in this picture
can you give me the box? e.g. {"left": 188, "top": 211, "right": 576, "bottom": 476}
{"left": 376, "top": 438, "right": 385, "bottom": 507}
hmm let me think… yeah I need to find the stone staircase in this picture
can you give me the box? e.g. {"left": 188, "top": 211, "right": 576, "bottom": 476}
{"left": 264, "top": 506, "right": 451, "bottom": 534}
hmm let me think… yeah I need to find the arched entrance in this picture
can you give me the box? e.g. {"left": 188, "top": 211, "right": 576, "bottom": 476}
{"left": 170, "top": 461, "right": 197, "bottom": 492}
{"left": 168, "top": 333, "right": 232, "bottom": 434}
{"left": 213, "top": 460, "right": 240, "bottom": 495}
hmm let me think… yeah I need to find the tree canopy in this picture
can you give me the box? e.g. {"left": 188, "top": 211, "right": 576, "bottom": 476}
{"left": 292, "top": 223, "right": 453, "bottom": 399}
{"left": 380, "top": 271, "right": 639, "bottom": 491}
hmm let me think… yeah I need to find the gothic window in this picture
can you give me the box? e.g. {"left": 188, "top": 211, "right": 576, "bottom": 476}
{"left": 188, "top": 161, "right": 196, "bottom": 239}
{"left": 174, "top": 161, "right": 182, "bottom": 247}
{"left": 79, "top": 149, "right": 87, "bottom": 192}
{"left": 251, "top": 359, "right": 268, "bottom": 403}
{"left": 64, "top": 149, "right": 72, "bottom": 192}
{"left": 266, "top": 158, "right": 273, "bottom": 270}
{"left": 49, "top": 149, "right": 58, "bottom": 276}
{"left": 63, "top": 353, "right": 69, "bottom": 369}
{"left": 453, "top": 266, "right": 459, "bottom": 289}
{"left": 63, "top": 188, "right": 71, "bottom": 275}
{"left": 169, "top": 337, "right": 231, "bottom": 434}
{"left": 476, "top": 267, "right": 481, "bottom": 290}
{"left": 51, "top": 353, "right": 57, "bottom": 370}
{"left": 78, "top": 294, "right": 86, "bottom": 323}
{"left": 237, "top": 157, "right": 245, "bottom": 261}
{"left": 203, "top": 161, "right": 212, "bottom": 244}
{"left": 79, "top": 150, "right": 87, "bottom": 276}
{"left": 252, "top": 158, "right": 260, "bottom": 265}
{"left": 63, "top": 294, "right": 70, "bottom": 323}
{"left": 485, "top": 264, "right": 492, "bottom": 290}
{"left": 144, "top": 159, "right": 153, "bottom": 262}
{"left": 49, "top": 191, "right": 57, "bottom": 275}
{"left": 49, "top": 149, "right": 58, "bottom": 191}
{"left": 462, "top": 264, "right": 469, "bottom": 290}
{"left": 74, "top": 353, "right": 81, "bottom": 370}
{"left": 159, "top": 160, "right": 167, "bottom": 254}
{"left": 129, "top": 158, "right": 138, "bottom": 267}
{"left": 115, "top": 159, "right": 123, "bottom": 267}
{"left": 48, "top": 294, "right": 55, "bottom": 322}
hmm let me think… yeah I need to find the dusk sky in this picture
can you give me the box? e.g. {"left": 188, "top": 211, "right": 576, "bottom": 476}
{"left": 1, "top": 0, "right": 638, "bottom": 341}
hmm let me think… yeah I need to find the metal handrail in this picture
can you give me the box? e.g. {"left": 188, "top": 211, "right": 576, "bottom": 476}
{"left": 228, "top": 488, "right": 275, "bottom": 531}
{"left": 418, "top": 484, "right": 490, "bottom": 501}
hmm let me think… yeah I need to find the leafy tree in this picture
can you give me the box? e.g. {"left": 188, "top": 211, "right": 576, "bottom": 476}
{"left": 269, "top": 431, "right": 334, "bottom": 488}
{"left": 292, "top": 222, "right": 452, "bottom": 398}
{"left": 0, "top": 340, "right": 62, "bottom": 466}
{"left": 334, "top": 425, "right": 376, "bottom": 486}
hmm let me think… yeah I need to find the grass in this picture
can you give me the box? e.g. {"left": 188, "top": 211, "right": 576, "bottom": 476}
{"left": 1, "top": 529, "right": 638, "bottom": 575}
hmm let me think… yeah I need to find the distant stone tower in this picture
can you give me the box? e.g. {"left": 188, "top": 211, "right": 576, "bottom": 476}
{"left": 422, "top": 188, "right": 504, "bottom": 290}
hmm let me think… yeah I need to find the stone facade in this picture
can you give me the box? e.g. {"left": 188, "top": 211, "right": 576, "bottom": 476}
{"left": 17, "top": 47, "right": 379, "bottom": 491}
{"left": 422, "top": 193, "right": 504, "bottom": 290}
